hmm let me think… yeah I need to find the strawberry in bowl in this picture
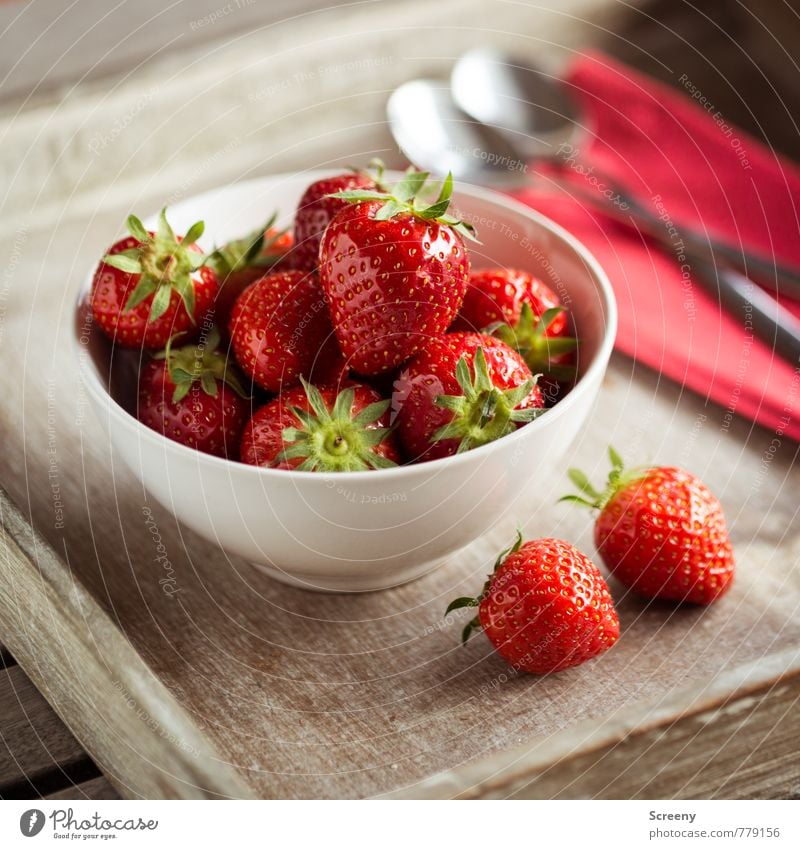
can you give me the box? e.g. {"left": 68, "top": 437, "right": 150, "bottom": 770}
{"left": 240, "top": 379, "right": 400, "bottom": 472}
{"left": 453, "top": 267, "right": 578, "bottom": 381}
{"left": 319, "top": 171, "right": 474, "bottom": 375}
{"left": 392, "top": 333, "right": 545, "bottom": 463}
{"left": 137, "top": 329, "right": 249, "bottom": 459}
{"left": 90, "top": 209, "right": 217, "bottom": 349}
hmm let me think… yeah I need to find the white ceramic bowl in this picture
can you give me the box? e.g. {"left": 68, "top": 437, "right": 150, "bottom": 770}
{"left": 76, "top": 172, "right": 616, "bottom": 592}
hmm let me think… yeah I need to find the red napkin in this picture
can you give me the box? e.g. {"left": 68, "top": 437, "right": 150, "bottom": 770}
{"left": 512, "top": 51, "right": 800, "bottom": 442}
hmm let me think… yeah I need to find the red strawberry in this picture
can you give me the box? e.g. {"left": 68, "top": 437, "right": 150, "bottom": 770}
{"left": 240, "top": 379, "right": 400, "bottom": 471}
{"left": 453, "top": 267, "right": 577, "bottom": 379}
{"left": 562, "top": 448, "right": 735, "bottom": 604}
{"left": 318, "top": 170, "right": 475, "bottom": 375}
{"left": 91, "top": 209, "right": 217, "bottom": 349}
{"left": 446, "top": 534, "right": 620, "bottom": 674}
{"left": 228, "top": 270, "right": 334, "bottom": 393}
{"left": 207, "top": 215, "right": 295, "bottom": 334}
{"left": 293, "top": 168, "right": 379, "bottom": 271}
{"left": 138, "top": 329, "right": 249, "bottom": 458}
{"left": 392, "top": 332, "right": 544, "bottom": 462}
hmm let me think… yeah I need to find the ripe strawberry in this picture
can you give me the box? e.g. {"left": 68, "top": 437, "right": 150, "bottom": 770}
{"left": 562, "top": 448, "right": 735, "bottom": 604}
{"left": 206, "top": 214, "right": 295, "bottom": 333}
{"left": 293, "top": 167, "right": 380, "bottom": 271}
{"left": 228, "top": 269, "right": 334, "bottom": 393}
{"left": 453, "top": 268, "right": 577, "bottom": 379}
{"left": 319, "top": 170, "right": 475, "bottom": 375}
{"left": 446, "top": 534, "right": 620, "bottom": 674}
{"left": 392, "top": 332, "right": 544, "bottom": 462}
{"left": 138, "top": 329, "right": 249, "bottom": 458}
{"left": 240, "top": 379, "right": 400, "bottom": 471}
{"left": 91, "top": 209, "right": 217, "bottom": 349}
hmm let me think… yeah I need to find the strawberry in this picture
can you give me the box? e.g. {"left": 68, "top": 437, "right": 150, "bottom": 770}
{"left": 562, "top": 448, "right": 735, "bottom": 604}
{"left": 91, "top": 209, "right": 217, "bottom": 349}
{"left": 240, "top": 379, "right": 400, "bottom": 471}
{"left": 293, "top": 167, "right": 380, "bottom": 271}
{"left": 453, "top": 267, "right": 577, "bottom": 379}
{"left": 206, "top": 214, "right": 295, "bottom": 334}
{"left": 138, "top": 328, "right": 249, "bottom": 458}
{"left": 392, "top": 332, "right": 544, "bottom": 462}
{"left": 446, "top": 534, "right": 620, "bottom": 674}
{"left": 318, "top": 170, "right": 475, "bottom": 375}
{"left": 228, "top": 269, "right": 334, "bottom": 393}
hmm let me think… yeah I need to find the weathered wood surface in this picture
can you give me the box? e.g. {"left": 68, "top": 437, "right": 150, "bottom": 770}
{"left": 0, "top": 663, "right": 98, "bottom": 798}
{"left": 393, "top": 648, "right": 800, "bottom": 799}
{"left": 47, "top": 777, "right": 119, "bottom": 801}
{"left": 0, "top": 649, "right": 118, "bottom": 799}
{"left": 0, "top": 0, "right": 798, "bottom": 800}
{"left": 0, "top": 489, "right": 254, "bottom": 799}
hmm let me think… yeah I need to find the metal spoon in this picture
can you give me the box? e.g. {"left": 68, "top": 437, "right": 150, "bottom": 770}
{"left": 387, "top": 79, "right": 530, "bottom": 190}
{"left": 451, "top": 47, "right": 580, "bottom": 160}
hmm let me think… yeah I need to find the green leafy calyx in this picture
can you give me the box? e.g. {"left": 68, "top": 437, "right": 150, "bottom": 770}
{"left": 487, "top": 305, "right": 578, "bottom": 380}
{"left": 207, "top": 212, "right": 288, "bottom": 279}
{"left": 330, "top": 169, "right": 478, "bottom": 242}
{"left": 102, "top": 208, "right": 209, "bottom": 324}
{"left": 444, "top": 530, "right": 525, "bottom": 644}
{"left": 558, "top": 446, "right": 649, "bottom": 510}
{"left": 277, "top": 378, "right": 397, "bottom": 472}
{"left": 432, "top": 347, "right": 544, "bottom": 453}
{"left": 155, "top": 328, "right": 249, "bottom": 404}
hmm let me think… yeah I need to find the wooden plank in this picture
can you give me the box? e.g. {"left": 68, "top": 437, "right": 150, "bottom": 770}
{"left": 391, "top": 648, "right": 800, "bottom": 799}
{"left": 47, "top": 777, "right": 119, "bottom": 801}
{"left": 0, "top": 665, "right": 94, "bottom": 798}
{"left": 0, "top": 489, "right": 254, "bottom": 799}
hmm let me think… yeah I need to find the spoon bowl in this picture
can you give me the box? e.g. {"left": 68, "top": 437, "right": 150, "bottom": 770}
{"left": 451, "top": 48, "right": 581, "bottom": 158}
{"left": 387, "top": 79, "right": 529, "bottom": 189}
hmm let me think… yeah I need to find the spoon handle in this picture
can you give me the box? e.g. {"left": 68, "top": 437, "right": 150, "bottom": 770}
{"left": 547, "top": 168, "right": 800, "bottom": 301}
{"left": 701, "top": 260, "right": 800, "bottom": 366}
{"left": 543, "top": 172, "right": 800, "bottom": 364}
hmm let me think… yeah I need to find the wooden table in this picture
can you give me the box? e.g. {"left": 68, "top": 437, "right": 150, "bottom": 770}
{"left": 1, "top": 0, "right": 799, "bottom": 801}
{"left": 0, "top": 650, "right": 116, "bottom": 799}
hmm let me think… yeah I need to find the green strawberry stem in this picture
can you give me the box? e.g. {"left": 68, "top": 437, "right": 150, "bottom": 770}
{"left": 103, "top": 208, "right": 209, "bottom": 324}
{"left": 330, "top": 169, "right": 479, "bottom": 242}
{"left": 353, "top": 158, "right": 391, "bottom": 192}
{"left": 277, "top": 378, "right": 397, "bottom": 472}
{"left": 487, "top": 305, "right": 578, "bottom": 379}
{"left": 445, "top": 530, "right": 525, "bottom": 644}
{"left": 432, "top": 347, "right": 545, "bottom": 453}
{"left": 207, "top": 212, "right": 289, "bottom": 280}
{"left": 154, "top": 328, "right": 249, "bottom": 404}
{"left": 559, "top": 446, "right": 648, "bottom": 510}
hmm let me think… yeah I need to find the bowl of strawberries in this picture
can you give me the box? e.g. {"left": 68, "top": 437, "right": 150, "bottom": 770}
{"left": 76, "top": 164, "right": 616, "bottom": 592}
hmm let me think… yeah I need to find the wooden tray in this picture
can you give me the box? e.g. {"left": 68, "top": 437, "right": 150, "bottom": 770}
{"left": 1, "top": 253, "right": 799, "bottom": 798}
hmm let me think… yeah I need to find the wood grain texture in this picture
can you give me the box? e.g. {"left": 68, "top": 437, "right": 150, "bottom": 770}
{"left": 391, "top": 649, "right": 800, "bottom": 798}
{"left": 47, "top": 777, "right": 119, "bottom": 801}
{"left": 0, "top": 664, "right": 93, "bottom": 797}
{"left": 0, "top": 489, "right": 254, "bottom": 799}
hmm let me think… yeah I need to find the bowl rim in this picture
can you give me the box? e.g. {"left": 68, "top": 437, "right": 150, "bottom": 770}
{"left": 75, "top": 172, "right": 617, "bottom": 482}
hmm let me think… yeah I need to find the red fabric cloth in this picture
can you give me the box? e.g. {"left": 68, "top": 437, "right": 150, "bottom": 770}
{"left": 511, "top": 51, "right": 800, "bottom": 441}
